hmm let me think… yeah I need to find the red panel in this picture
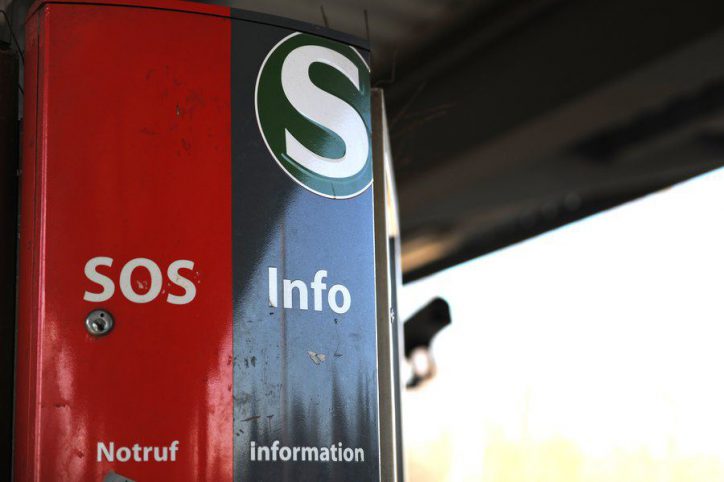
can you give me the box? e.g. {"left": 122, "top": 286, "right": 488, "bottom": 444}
{"left": 27, "top": 0, "right": 231, "bottom": 20}
{"left": 17, "top": 3, "right": 232, "bottom": 481}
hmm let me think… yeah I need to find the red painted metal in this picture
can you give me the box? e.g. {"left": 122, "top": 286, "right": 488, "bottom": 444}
{"left": 16, "top": 2, "right": 233, "bottom": 480}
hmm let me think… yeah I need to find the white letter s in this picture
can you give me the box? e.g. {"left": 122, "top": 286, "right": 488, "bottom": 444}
{"left": 281, "top": 45, "right": 368, "bottom": 179}
{"left": 166, "top": 259, "right": 197, "bottom": 305}
{"left": 83, "top": 257, "right": 114, "bottom": 302}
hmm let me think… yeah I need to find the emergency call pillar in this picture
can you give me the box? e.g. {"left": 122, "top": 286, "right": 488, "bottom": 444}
{"left": 15, "top": 1, "right": 394, "bottom": 480}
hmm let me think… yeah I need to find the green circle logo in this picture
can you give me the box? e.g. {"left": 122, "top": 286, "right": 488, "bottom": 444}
{"left": 255, "top": 33, "right": 372, "bottom": 199}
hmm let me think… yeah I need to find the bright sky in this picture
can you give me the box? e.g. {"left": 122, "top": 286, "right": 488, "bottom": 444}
{"left": 401, "top": 168, "right": 724, "bottom": 482}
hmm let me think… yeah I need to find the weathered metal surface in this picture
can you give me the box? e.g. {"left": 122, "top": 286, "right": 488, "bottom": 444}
{"left": 231, "top": 21, "right": 379, "bottom": 482}
{"left": 372, "top": 88, "right": 404, "bottom": 482}
{"left": 15, "top": 1, "right": 381, "bottom": 480}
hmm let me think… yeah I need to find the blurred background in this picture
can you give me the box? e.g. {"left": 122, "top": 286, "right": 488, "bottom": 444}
{"left": 4, "top": 0, "right": 724, "bottom": 480}
{"left": 401, "top": 168, "right": 724, "bottom": 481}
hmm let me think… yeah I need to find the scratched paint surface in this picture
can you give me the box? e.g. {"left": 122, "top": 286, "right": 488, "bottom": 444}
{"left": 16, "top": 1, "right": 378, "bottom": 481}
{"left": 231, "top": 21, "right": 380, "bottom": 481}
{"left": 14, "top": 0, "right": 379, "bottom": 482}
{"left": 16, "top": 2, "right": 233, "bottom": 481}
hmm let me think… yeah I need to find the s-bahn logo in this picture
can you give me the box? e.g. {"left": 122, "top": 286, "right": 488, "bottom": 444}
{"left": 255, "top": 33, "right": 372, "bottom": 199}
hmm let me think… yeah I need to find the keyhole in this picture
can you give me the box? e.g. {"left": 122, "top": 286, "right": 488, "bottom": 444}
{"left": 85, "top": 309, "right": 114, "bottom": 336}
